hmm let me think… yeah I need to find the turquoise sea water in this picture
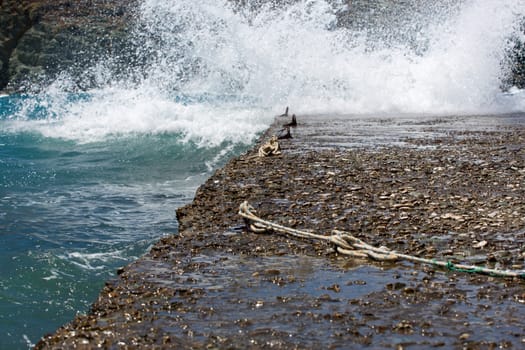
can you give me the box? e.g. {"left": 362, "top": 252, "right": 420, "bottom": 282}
{"left": 2, "top": 0, "right": 525, "bottom": 348}
{"left": 0, "top": 94, "right": 256, "bottom": 348}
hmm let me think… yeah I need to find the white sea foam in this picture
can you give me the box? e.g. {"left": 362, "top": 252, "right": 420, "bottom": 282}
{"left": 23, "top": 334, "right": 35, "bottom": 349}
{"left": 7, "top": 0, "right": 525, "bottom": 144}
{"left": 59, "top": 250, "right": 129, "bottom": 271}
{"left": 8, "top": 87, "right": 270, "bottom": 146}
{"left": 42, "top": 269, "right": 60, "bottom": 281}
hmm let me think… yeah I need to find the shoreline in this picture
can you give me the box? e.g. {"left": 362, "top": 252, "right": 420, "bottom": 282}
{"left": 37, "top": 112, "right": 525, "bottom": 349}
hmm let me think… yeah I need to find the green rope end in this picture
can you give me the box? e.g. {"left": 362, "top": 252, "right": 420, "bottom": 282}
{"left": 446, "top": 261, "right": 483, "bottom": 274}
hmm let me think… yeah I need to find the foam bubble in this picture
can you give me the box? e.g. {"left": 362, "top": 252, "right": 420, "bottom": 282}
{"left": 59, "top": 250, "right": 129, "bottom": 271}
{"left": 42, "top": 269, "right": 60, "bottom": 281}
{"left": 23, "top": 334, "right": 35, "bottom": 349}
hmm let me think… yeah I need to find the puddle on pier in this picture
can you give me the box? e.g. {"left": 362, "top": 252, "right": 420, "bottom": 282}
{"left": 132, "top": 251, "right": 525, "bottom": 348}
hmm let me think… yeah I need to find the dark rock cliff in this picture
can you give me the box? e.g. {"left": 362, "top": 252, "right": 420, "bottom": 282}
{"left": 507, "top": 22, "right": 525, "bottom": 89}
{"left": 0, "top": 0, "right": 136, "bottom": 92}
{"left": 0, "top": 0, "right": 36, "bottom": 90}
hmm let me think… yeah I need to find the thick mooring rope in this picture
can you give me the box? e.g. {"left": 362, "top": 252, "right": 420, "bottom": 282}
{"left": 239, "top": 201, "right": 525, "bottom": 279}
{"left": 258, "top": 136, "right": 281, "bottom": 157}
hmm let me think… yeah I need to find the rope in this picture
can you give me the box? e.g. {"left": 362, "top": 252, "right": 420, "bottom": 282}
{"left": 258, "top": 136, "right": 281, "bottom": 157}
{"left": 239, "top": 201, "right": 525, "bottom": 279}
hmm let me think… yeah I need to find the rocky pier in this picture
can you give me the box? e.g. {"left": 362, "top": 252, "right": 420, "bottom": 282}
{"left": 36, "top": 112, "right": 525, "bottom": 349}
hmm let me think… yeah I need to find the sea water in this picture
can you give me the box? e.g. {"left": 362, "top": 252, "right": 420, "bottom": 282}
{"left": 1, "top": 0, "right": 524, "bottom": 348}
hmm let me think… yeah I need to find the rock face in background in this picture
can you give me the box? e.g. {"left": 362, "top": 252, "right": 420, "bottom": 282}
{"left": 0, "top": 1, "right": 36, "bottom": 91}
{"left": 513, "top": 52, "right": 525, "bottom": 88}
{"left": 0, "top": 0, "right": 525, "bottom": 92}
{"left": 0, "top": 0, "right": 136, "bottom": 92}
{"left": 508, "top": 25, "right": 525, "bottom": 89}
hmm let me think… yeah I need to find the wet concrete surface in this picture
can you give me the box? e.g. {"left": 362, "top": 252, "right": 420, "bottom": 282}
{"left": 290, "top": 113, "right": 525, "bottom": 149}
{"left": 37, "top": 112, "right": 525, "bottom": 349}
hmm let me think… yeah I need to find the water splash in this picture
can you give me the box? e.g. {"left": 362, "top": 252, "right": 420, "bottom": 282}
{"left": 5, "top": 0, "right": 525, "bottom": 144}
{"left": 134, "top": 0, "right": 524, "bottom": 114}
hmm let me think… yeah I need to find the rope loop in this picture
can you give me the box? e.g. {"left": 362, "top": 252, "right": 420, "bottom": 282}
{"left": 239, "top": 201, "right": 525, "bottom": 279}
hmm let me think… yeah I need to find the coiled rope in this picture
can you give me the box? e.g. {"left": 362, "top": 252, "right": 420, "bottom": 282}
{"left": 239, "top": 201, "right": 525, "bottom": 279}
{"left": 258, "top": 136, "right": 281, "bottom": 157}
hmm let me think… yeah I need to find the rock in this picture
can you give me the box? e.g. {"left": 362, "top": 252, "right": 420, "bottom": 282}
{"left": 472, "top": 240, "right": 488, "bottom": 249}
{"left": 506, "top": 22, "right": 525, "bottom": 89}
{"left": 0, "top": 1, "right": 38, "bottom": 90}
{"left": 0, "top": 0, "right": 137, "bottom": 92}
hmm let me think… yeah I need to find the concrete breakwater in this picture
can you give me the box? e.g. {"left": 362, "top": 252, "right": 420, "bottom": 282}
{"left": 36, "top": 112, "right": 525, "bottom": 349}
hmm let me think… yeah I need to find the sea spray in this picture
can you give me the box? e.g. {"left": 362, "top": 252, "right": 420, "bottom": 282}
{"left": 4, "top": 0, "right": 525, "bottom": 146}
{"left": 131, "top": 0, "right": 525, "bottom": 115}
